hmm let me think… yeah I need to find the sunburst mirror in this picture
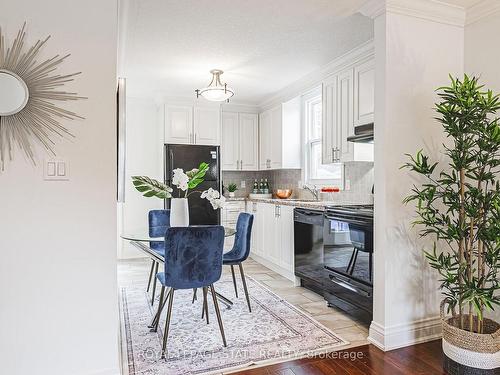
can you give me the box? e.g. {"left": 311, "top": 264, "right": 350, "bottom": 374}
{"left": 0, "top": 23, "right": 85, "bottom": 171}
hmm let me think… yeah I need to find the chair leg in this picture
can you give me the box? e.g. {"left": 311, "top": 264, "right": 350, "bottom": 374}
{"left": 202, "top": 287, "right": 209, "bottom": 324}
{"left": 151, "top": 262, "right": 159, "bottom": 306}
{"left": 149, "top": 287, "right": 171, "bottom": 331}
{"left": 192, "top": 288, "right": 198, "bottom": 304}
{"left": 238, "top": 263, "right": 252, "bottom": 313}
{"left": 209, "top": 285, "right": 227, "bottom": 347}
{"left": 149, "top": 286, "right": 165, "bottom": 330}
{"left": 161, "top": 288, "right": 175, "bottom": 359}
{"left": 146, "top": 259, "right": 155, "bottom": 292}
{"left": 230, "top": 265, "right": 239, "bottom": 298}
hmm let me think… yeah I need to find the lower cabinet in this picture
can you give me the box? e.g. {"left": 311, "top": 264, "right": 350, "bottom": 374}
{"left": 222, "top": 200, "right": 245, "bottom": 251}
{"left": 246, "top": 201, "right": 295, "bottom": 281}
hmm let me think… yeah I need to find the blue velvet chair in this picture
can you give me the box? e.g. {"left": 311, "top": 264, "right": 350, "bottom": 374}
{"left": 147, "top": 210, "right": 170, "bottom": 305}
{"left": 223, "top": 213, "right": 254, "bottom": 312}
{"left": 152, "top": 226, "right": 227, "bottom": 357}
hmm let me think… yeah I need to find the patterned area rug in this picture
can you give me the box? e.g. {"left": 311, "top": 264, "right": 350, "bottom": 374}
{"left": 119, "top": 275, "right": 348, "bottom": 375}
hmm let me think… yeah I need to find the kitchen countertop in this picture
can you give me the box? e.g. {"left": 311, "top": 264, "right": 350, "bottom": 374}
{"left": 225, "top": 196, "right": 371, "bottom": 210}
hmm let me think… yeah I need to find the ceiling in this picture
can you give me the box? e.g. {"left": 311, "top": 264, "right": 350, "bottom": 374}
{"left": 119, "top": 0, "right": 374, "bottom": 105}
{"left": 438, "top": 0, "right": 483, "bottom": 7}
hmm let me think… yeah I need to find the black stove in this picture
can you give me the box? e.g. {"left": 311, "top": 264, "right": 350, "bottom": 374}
{"left": 323, "top": 204, "right": 374, "bottom": 322}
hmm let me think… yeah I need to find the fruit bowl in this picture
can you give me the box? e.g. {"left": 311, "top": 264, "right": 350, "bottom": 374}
{"left": 275, "top": 189, "right": 293, "bottom": 199}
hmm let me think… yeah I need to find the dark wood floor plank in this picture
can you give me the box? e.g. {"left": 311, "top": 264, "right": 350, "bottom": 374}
{"left": 231, "top": 340, "right": 447, "bottom": 375}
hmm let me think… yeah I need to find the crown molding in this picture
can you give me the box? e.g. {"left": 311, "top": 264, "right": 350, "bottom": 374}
{"left": 359, "top": 0, "right": 466, "bottom": 27}
{"left": 466, "top": 0, "right": 500, "bottom": 25}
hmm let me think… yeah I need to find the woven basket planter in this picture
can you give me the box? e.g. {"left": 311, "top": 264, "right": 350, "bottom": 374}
{"left": 440, "top": 300, "right": 500, "bottom": 374}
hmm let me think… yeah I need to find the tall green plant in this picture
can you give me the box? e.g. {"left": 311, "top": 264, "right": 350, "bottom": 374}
{"left": 402, "top": 75, "right": 500, "bottom": 333}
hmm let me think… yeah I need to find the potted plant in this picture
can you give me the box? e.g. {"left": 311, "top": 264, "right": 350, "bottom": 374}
{"left": 132, "top": 162, "right": 225, "bottom": 227}
{"left": 402, "top": 75, "right": 500, "bottom": 374}
{"left": 226, "top": 183, "right": 238, "bottom": 198}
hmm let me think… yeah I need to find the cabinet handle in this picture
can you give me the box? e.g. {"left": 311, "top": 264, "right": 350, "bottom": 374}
{"left": 252, "top": 202, "right": 257, "bottom": 213}
{"left": 240, "top": 160, "right": 243, "bottom": 170}
{"left": 331, "top": 147, "right": 335, "bottom": 163}
{"left": 194, "top": 133, "right": 197, "bottom": 143}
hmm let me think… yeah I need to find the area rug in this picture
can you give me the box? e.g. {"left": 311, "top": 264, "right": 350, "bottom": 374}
{"left": 119, "top": 275, "right": 348, "bottom": 375}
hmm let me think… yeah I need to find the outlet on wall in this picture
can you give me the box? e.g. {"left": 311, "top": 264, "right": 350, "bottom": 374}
{"left": 240, "top": 180, "right": 246, "bottom": 188}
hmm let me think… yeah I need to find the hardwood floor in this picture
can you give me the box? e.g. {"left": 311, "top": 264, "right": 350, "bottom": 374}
{"left": 230, "top": 340, "right": 446, "bottom": 375}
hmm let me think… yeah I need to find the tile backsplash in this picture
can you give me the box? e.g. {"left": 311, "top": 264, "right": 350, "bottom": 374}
{"left": 222, "top": 162, "right": 374, "bottom": 204}
{"left": 222, "top": 169, "right": 301, "bottom": 197}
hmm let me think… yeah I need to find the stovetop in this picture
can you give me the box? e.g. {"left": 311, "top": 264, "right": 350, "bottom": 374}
{"left": 325, "top": 204, "right": 374, "bottom": 218}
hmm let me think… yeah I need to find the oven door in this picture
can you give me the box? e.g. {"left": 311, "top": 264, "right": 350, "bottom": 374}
{"left": 323, "top": 213, "right": 373, "bottom": 286}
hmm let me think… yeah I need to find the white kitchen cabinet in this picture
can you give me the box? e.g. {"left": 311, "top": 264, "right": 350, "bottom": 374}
{"left": 279, "top": 205, "right": 295, "bottom": 274}
{"left": 337, "top": 68, "right": 355, "bottom": 162}
{"left": 222, "top": 200, "right": 245, "bottom": 251}
{"left": 248, "top": 201, "right": 295, "bottom": 281}
{"left": 259, "top": 97, "right": 301, "bottom": 170}
{"left": 247, "top": 201, "right": 264, "bottom": 258}
{"left": 322, "top": 58, "right": 374, "bottom": 164}
{"left": 239, "top": 113, "right": 259, "bottom": 170}
{"left": 221, "top": 112, "right": 239, "bottom": 170}
{"left": 354, "top": 59, "right": 375, "bottom": 126}
{"left": 194, "top": 106, "right": 221, "bottom": 145}
{"left": 264, "top": 204, "right": 281, "bottom": 265}
{"left": 165, "top": 105, "right": 193, "bottom": 144}
{"left": 322, "top": 75, "right": 338, "bottom": 164}
{"left": 164, "top": 104, "right": 221, "bottom": 145}
{"left": 221, "top": 112, "right": 258, "bottom": 171}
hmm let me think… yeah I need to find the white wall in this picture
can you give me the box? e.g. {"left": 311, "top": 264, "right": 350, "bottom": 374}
{"left": 465, "top": 10, "right": 500, "bottom": 323}
{"left": 0, "top": 1, "right": 119, "bottom": 374}
{"left": 369, "top": 5, "right": 464, "bottom": 350}
{"left": 118, "top": 96, "right": 163, "bottom": 259}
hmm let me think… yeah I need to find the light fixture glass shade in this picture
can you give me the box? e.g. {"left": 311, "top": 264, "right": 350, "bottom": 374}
{"left": 196, "top": 69, "right": 234, "bottom": 102}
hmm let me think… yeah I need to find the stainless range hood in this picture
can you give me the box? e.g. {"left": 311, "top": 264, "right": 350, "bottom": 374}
{"left": 347, "top": 123, "right": 374, "bottom": 143}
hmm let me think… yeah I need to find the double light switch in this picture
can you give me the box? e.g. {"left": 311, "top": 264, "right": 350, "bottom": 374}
{"left": 44, "top": 160, "right": 69, "bottom": 181}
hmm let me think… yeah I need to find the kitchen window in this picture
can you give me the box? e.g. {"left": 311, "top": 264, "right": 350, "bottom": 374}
{"left": 303, "top": 89, "right": 343, "bottom": 186}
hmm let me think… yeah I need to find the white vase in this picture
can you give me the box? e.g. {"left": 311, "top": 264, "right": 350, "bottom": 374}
{"left": 170, "top": 198, "right": 189, "bottom": 227}
{"left": 228, "top": 192, "right": 235, "bottom": 198}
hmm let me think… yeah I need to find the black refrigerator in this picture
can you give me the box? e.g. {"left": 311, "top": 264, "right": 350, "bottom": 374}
{"left": 164, "top": 144, "right": 221, "bottom": 225}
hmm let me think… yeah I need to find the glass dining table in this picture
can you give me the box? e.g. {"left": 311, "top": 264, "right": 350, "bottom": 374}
{"left": 120, "top": 226, "right": 237, "bottom": 307}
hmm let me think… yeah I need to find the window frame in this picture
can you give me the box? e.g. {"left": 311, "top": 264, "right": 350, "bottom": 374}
{"left": 302, "top": 88, "right": 344, "bottom": 187}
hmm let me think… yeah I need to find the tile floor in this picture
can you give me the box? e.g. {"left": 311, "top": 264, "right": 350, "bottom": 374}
{"left": 117, "top": 257, "right": 369, "bottom": 350}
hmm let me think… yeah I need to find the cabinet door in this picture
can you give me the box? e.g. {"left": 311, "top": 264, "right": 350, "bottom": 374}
{"left": 194, "top": 106, "right": 221, "bottom": 145}
{"left": 279, "top": 205, "right": 294, "bottom": 273}
{"left": 221, "top": 112, "right": 239, "bottom": 170}
{"left": 354, "top": 59, "right": 375, "bottom": 126}
{"left": 322, "top": 76, "right": 338, "bottom": 164}
{"left": 337, "top": 68, "right": 354, "bottom": 162}
{"left": 247, "top": 201, "right": 262, "bottom": 257}
{"left": 269, "top": 106, "right": 283, "bottom": 169}
{"left": 239, "top": 113, "right": 259, "bottom": 171}
{"left": 259, "top": 111, "right": 271, "bottom": 170}
{"left": 165, "top": 105, "right": 193, "bottom": 144}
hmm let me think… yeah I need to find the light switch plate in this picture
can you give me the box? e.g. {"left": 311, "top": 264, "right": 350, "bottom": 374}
{"left": 44, "top": 159, "right": 69, "bottom": 181}
{"left": 240, "top": 180, "right": 246, "bottom": 188}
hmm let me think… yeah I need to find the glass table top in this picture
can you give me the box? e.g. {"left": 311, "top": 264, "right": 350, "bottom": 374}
{"left": 121, "top": 226, "right": 236, "bottom": 242}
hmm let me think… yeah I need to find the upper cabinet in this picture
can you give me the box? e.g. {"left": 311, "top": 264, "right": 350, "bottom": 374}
{"left": 259, "top": 97, "right": 301, "bottom": 170}
{"left": 322, "top": 57, "right": 374, "bottom": 164}
{"left": 164, "top": 104, "right": 220, "bottom": 145}
{"left": 221, "top": 111, "right": 258, "bottom": 171}
{"left": 354, "top": 59, "right": 375, "bottom": 126}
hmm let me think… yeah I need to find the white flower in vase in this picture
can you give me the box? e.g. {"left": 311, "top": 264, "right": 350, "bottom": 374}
{"left": 172, "top": 168, "right": 189, "bottom": 191}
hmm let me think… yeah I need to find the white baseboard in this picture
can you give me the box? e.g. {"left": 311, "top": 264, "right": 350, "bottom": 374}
{"left": 368, "top": 316, "right": 442, "bottom": 351}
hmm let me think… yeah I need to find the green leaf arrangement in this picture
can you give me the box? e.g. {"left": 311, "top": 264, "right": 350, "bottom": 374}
{"left": 131, "top": 176, "right": 172, "bottom": 199}
{"left": 402, "top": 75, "right": 500, "bottom": 334}
{"left": 227, "top": 183, "right": 238, "bottom": 192}
{"left": 186, "top": 162, "right": 209, "bottom": 190}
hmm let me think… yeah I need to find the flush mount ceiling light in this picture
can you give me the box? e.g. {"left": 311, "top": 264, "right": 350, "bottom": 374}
{"left": 195, "top": 69, "right": 234, "bottom": 102}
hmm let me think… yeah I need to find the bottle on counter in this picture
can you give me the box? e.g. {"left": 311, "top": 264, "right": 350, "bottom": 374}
{"left": 263, "top": 178, "right": 270, "bottom": 194}
{"left": 259, "top": 179, "right": 264, "bottom": 194}
{"left": 252, "top": 179, "right": 259, "bottom": 194}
